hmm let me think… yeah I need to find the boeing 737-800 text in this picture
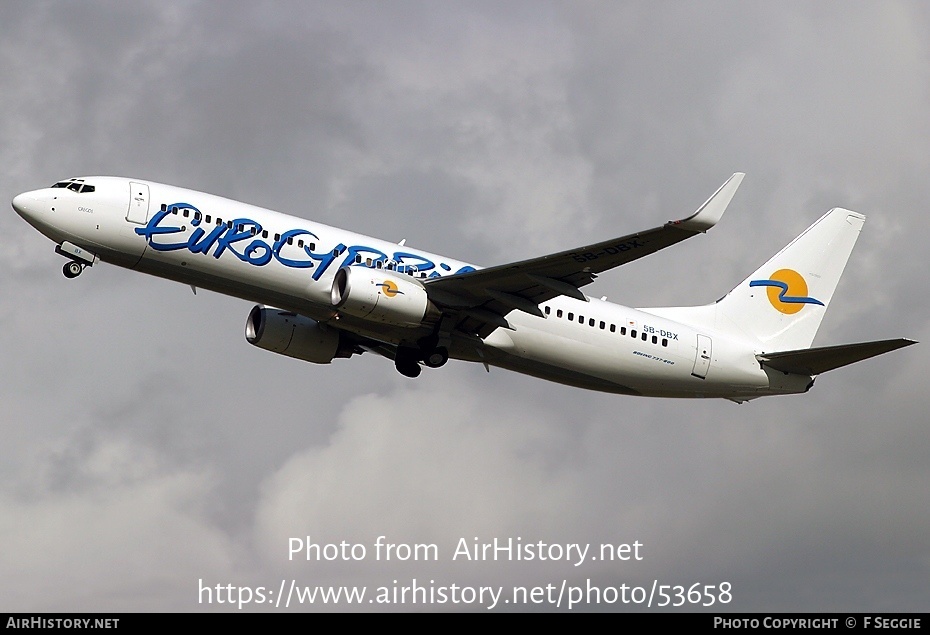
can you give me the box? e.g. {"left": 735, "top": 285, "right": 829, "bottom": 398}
{"left": 12, "top": 173, "right": 915, "bottom": 402}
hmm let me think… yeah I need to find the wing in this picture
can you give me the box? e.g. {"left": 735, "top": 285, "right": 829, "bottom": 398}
{"left": 426, "top": 173, "right": 744, "bottom": 337}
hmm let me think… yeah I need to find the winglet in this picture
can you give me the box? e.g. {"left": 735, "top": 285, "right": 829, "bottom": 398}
{"left": 671, "top": 172, "right": 745, "bottom": 233}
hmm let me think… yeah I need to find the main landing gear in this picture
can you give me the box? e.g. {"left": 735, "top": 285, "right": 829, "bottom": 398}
{"left": 424, "top": 346, "right": 449, "bottom": 368}
{"left": 393, "top": 344, "right": 450, "bottom": 378}
{"left": 62, "top": 260, "right": 84, "bottom": 278}
{"left": 394, "top": 347, "right": 422, "bottom": 378}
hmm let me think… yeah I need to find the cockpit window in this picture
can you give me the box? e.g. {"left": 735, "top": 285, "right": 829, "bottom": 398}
{"left": 50, "top": 179, "right": 95, "bottom": 193}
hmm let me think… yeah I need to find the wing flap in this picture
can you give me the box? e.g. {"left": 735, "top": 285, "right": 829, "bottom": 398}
{"left": 757, "top": 339, "right": 917, "bottom": 375}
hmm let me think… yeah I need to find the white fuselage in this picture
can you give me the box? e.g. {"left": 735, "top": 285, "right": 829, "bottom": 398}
{"left": 13, "top": 177, "right": 811, "bottom": 400}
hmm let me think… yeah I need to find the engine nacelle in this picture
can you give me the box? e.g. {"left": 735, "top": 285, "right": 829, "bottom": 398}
{"left": 246, "top": 305, "right": 353, "bottom": 364}
{"left": 331, "top": 267, "right": 438, "bottom": 328}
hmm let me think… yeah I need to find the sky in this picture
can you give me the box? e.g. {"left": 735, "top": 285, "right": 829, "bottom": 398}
{"left": 1, "top": 0, "right": 928, "bottom": 613}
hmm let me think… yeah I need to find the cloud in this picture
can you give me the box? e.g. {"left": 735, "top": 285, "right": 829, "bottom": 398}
{"left": 255, "top": 382, "right": 585, "bottom": 563}
{"left": 2, "top": 0, "right": 928, "bottom": 612}
{"left": 0, "top": 438, "right": 236, "bottom": 611}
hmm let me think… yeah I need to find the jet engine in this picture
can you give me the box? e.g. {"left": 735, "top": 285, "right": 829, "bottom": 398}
{"left": 246, "top": 305, "right": 355, "bottom": 364}
{"left": 331, "top": 267, "right": 439, "bottom": 328}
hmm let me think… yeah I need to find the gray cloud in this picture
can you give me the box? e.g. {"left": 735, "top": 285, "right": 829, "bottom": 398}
{"left": 2, "top": 0, "right": 927, "bottom": 612}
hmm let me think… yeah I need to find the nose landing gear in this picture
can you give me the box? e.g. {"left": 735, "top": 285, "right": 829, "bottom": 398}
{"left": 62, "top": 261, "right": 84, "bottom": 278}
{"left": 54, "top": 241, "right": 98, "bottom": 279}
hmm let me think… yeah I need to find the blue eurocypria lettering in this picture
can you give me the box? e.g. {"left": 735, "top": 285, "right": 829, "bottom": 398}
{"left": 135, "top": 203, "right": 475, "bottom": 280}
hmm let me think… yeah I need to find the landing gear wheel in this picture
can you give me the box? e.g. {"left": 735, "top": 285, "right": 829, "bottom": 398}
{"left": 63, "top": 261, "right": 83, "bottom": 278}
{"left": 395, "top": 347, "right": 423, "bottom": 378}
{"left": 396, "top": 361, "right": 422, "bottom": 378}
{"left": 424, "top": 346, "right": 449, "bottom": 368}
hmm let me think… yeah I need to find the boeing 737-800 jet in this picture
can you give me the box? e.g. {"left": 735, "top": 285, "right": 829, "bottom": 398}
{"left": 12, "top": 173, "right": 915, "bottom": 402}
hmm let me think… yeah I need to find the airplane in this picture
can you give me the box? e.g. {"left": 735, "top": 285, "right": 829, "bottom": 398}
{"left": 12, "top": 172, "right": 915, "bottom": 402}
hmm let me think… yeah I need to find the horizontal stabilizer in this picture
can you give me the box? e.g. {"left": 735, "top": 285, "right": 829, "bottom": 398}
{"left": 757, "top": 339, "right": 917, "bottom": 375}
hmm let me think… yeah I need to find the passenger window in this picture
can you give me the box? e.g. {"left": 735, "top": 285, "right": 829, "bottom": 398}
{"left": 631, "top": 330, "right": 637, "bottom": 338}
{"left": 568, "top": 313, "right": 574, "bottom": 320}
{"left": 298, "top": 239, "right": 304, "bottom": 248}
{"left": 205, "top": 215, "right": 211, "bottom": 223}
{"left": 183, "top": 210, "right": 190, "bottom": 218}
{"left": 652, "top": 335, "right": 657, "bottom": 344}
{"left": 578, "top": 315, "right": 584, "bottom": 324}
{"left": 309, "top": 243, "right": 316, "bottom": 250}
{"left": 600, "top": 321, "right": 605, "bottom": 329}
{"left": 589, "top": 318, "right": 595, "bottom": 327}
{"left": 287, "top": 237, "right": 293, "bottom": 245}
{"left": 641, "top": 333, "right": 647, "bottom": 341}
{"left": 274, "top": 233, "right": 280, "bottom": 241}
{"left": 356, "top": 255, "right": 362, "bottom": 263}
{"left": 557, "top": 310, "right": 563, "bottom": 318}
{"left": 545, "top": 306, "right": 551, "bottom": 315}
{"left": 662, "top": 338, "right": 668, "bottom": 347}
{"left": 160, "top": 204, "right": 167, "bottom": 211}
{"left": 262, "top": 230, "right": 268, "bottom": 238}
{"left": 610, "top": 324, "right": 616, "bottom": 333}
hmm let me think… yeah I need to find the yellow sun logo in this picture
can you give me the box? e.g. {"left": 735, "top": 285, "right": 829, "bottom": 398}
{"left": 749, "top": 269, "right": 824, "bottom": 315}
{"left": 377, "top": 280, "right": 402, "bottom": 297}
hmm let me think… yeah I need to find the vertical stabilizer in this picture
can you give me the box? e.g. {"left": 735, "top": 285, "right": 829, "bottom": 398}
{"left": 713, "top": 208, "right": 865, "bottom": 351}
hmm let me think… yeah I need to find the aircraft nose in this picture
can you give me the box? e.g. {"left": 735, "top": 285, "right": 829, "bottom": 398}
{"left": 12, "top": 191, "right": 37, "bottom": 219}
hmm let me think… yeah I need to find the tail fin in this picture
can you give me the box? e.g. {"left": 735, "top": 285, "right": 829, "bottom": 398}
{"left": 643, "top": 208, "right": 865, "bottom": 351}
{"left": 714, "top": 208, "right": 865, "bottom": 350}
